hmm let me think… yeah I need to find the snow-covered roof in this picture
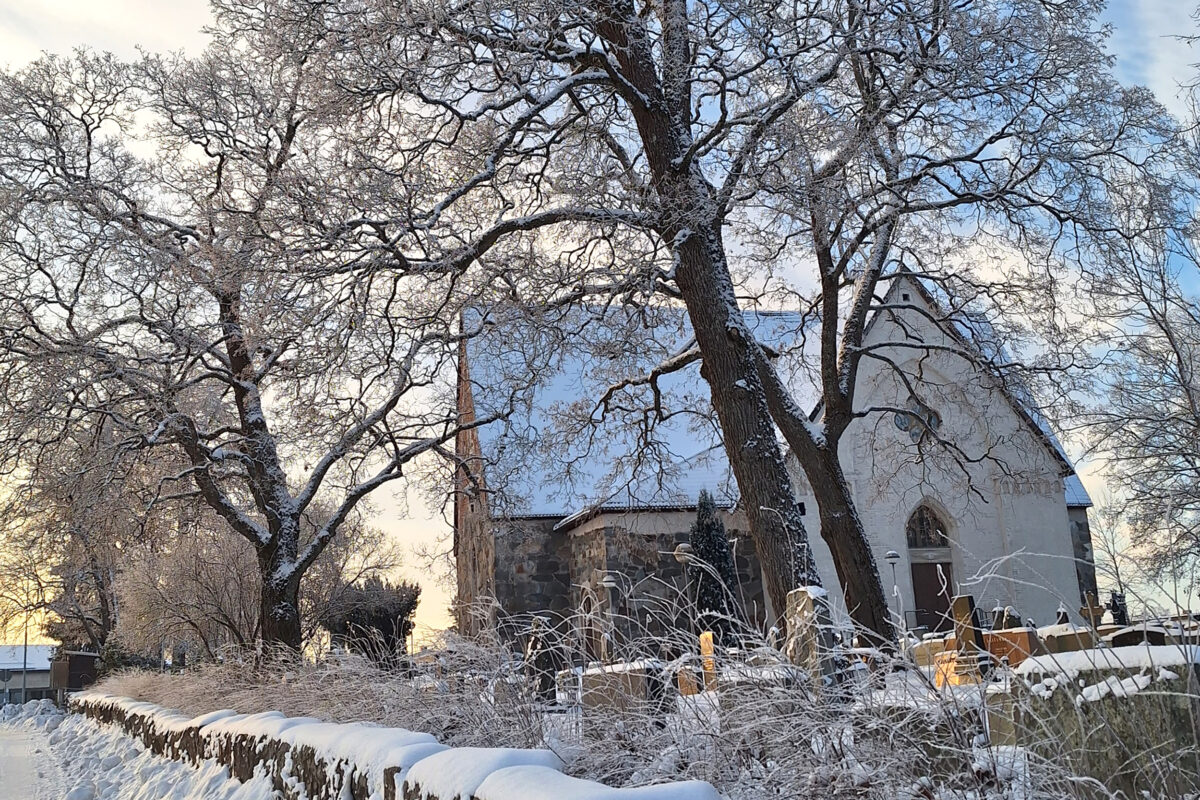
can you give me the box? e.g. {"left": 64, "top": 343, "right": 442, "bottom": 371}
{"left": 466, "top": 306, "right": 803, "bottom": 519}
{"left": 1063, "top": 474, "right": 1092, "bottom": 508}
{"left": 0, "top": 645, "right": 54, "bottom": 671}
{"left": 465, "top": 282, "right": 1089, "bottom": 520}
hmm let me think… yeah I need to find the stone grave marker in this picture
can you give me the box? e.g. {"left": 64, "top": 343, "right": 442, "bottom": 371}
{"left": 950, "top": 594, "right": 989, "bottom": 682}
{"left": 1105, "top": 624, "right": 1168, "bottom": 647}
{"left": 1080, "top": 592, "right": 1106, "bottom": 628}
{"left": 784, "top": 587, "right": 839, "bottom": 689}
{"left": 1109, "top": 592, "right": 1130, "bottom": 627}
{"left": 699, "top": 631, "right": 718, "bottom": 691}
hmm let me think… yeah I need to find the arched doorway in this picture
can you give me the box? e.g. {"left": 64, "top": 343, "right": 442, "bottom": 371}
{"left": 906, "top": 505, "right": 954, "bottom": 632}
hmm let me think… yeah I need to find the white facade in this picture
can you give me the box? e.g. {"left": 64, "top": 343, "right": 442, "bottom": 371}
{"left": 789, "top": 277, "right": 1088, "bottom": 630}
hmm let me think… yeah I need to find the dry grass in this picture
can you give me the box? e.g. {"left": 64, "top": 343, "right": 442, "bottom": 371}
{"left": 87, "top": 603, "right": 1200, "bottom": 800}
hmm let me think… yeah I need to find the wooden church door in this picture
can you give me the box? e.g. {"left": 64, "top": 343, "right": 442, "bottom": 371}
{"left": 906, "top": 505, "right": 954, "bottom": 632}
{"left": 911, "top": 561, "right": 954, "bottom": 632}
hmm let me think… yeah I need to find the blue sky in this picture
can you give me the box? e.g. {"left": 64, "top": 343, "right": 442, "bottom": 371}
{"left": 1, "top": 1, "right": 1196, "bottom": 109}
{"left": 1103, "top": 0, "right": 1197, "bottom": 115}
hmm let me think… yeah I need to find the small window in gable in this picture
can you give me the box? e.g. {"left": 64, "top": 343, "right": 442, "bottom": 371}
{"left": 902, "top": 291, "right": 911, "bottom": 301}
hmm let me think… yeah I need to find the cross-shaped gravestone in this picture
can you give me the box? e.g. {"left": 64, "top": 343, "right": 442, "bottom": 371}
{"left": 1080, "top": 592, "right": 1106, "bottom": 628}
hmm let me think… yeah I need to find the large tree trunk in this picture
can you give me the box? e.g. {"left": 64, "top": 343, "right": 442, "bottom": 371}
{"left": 805, "top": 448, "right": 894, "bottom": 645}
{"left": 755, "top": 358, "right": 895, "bottom": 644}
{"left": 591, "top": 0, "right": 820, "bottom": 626}
{"left": 673, "top": 218, "right": 820, "bottom": 621}
{"left": 257, "top": 535, "right": 303, "bottom": 651}
{"left": 259, "top": 570, "right": 303, "bottom": 651}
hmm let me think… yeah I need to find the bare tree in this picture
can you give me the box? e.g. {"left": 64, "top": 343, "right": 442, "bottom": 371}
{"left": 117, "top": 502, "right": 400, "bottom": 660}
{"left": 0, "top": 4, "right": 571, "bottom": 648}
{"left": 0, "top": 423, "right": 156, "bottom": 653}
{"left": 1081, "top": 166, "right": 1200, "bottom": 605}
{"left": 325, "top": 0, "right": 1168, "bottom": 640}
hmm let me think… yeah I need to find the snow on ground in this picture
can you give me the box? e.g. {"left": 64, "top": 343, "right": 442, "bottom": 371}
{"left": 474, "top": 766, "right": 723, "bottom": 800}
{"left": 0, "top": 700, "right": 275, "bottom": 800}
{"left": 404, "top": 746, "right": 565, "bottom": 800}
{"left": 1014, "top": 644, "right": 1200, "bottom": 678}
{"left": 0, "top": 700, "right": 65, "bottom": 800}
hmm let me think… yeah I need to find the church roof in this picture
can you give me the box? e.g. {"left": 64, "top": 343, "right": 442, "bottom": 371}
{"left": 463, "top": 283, "right": 1091, "bottom": 519}
{"left": 465, "top": 306, "right": 799, "bottom": 520}
{"left": 1064, "top": 474, "right": 1093, "bottom": 508}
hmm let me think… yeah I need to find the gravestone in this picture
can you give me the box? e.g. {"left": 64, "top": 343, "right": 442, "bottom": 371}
{"left": 699, "top": 631, "right": 718, "bottom": 691}
{"left": 677, "top": 668, "right": 700, "bottom": 696}
{"left": 1080, "top": 592, "right": 1106, "bottom": 628}
{"left": 1108, "top": 592, "right": 1130, "bottom": 627}
{"left": 1105, "top": 624, "right": 1168, "bottom": 647}
{"left": 984, "top": 627, "right": 1044, "bottom": 668}
{"left": 784, "top": 587, "right": 839, "bottom": 689}
{"left": 524, "top": 618, "right": 558, "bottom": 703}
{"left": 991, "top": 605, "right": 1022, "bottom": 630}
{"left": 951, "top": 595, "right": 989, "bottom": 682}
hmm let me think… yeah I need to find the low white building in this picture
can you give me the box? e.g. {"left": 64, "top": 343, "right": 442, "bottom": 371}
{"left": 0, "top": 645, "right": 55, "bottom": 703}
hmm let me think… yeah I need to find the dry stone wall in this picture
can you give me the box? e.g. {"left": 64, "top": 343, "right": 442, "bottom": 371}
{"left": 68, "top": 692, "right": 720, "bottom": 800}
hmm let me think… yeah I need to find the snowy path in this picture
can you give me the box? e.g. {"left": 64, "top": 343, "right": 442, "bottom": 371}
{"left": 0, "top": 720, "right": 63, "bottom": 799}
{"left": 2, "top": 700, "right": 278, "bottom": 800}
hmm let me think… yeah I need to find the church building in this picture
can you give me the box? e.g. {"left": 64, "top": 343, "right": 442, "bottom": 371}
{"left": 453, "top": 276, "right": 1095, "bottom": 645}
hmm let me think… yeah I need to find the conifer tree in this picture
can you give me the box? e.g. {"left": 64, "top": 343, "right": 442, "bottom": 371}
{"left": 688, "top": 491, "right": 741, "bottom": 642}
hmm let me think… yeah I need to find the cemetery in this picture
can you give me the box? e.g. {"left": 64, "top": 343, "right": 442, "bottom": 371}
{"left": 12, "top": 585, "right": 1189, "bottom": 800}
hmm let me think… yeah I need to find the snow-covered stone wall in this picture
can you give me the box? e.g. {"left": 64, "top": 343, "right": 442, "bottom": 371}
{"left": 68, "top": 693, "right": 721, "bottom": 800}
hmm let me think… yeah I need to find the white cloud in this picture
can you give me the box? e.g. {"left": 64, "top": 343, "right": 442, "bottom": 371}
{"left": 0, "top": 0, "right": 211, "bottom": 68}
{"left": 1105, "top": 0, "right": 1198, "bottom": 117}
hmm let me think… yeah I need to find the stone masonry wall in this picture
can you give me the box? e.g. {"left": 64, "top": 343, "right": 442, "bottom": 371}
{"left": 68, "top": 692, "right": 720, "bottom": 800}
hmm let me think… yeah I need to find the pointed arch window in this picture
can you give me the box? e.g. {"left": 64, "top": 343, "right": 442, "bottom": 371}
{"left": 906, "top": 505, "right": 950, "bottom": 549}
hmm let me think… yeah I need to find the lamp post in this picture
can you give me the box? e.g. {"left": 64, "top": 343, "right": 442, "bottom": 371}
{"left": 598, "top": 573, "right": 619, "bottom": 661}
{"left": 21, "top": 613, "right": 28, "bottom": 705}
{"left": 885, "top": 550, "right": 902, "bottom": 639}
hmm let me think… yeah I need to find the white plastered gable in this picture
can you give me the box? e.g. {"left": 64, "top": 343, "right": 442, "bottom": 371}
{"left": 790, "top": 274, "right": 1083, "bottom": 629}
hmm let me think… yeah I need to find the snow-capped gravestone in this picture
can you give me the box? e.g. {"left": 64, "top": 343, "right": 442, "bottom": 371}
{"left": 783, "top": 587, "right": 838, "bottom": 688}
{"left": 578, "top": 660, "right": 672, "bottom": 721}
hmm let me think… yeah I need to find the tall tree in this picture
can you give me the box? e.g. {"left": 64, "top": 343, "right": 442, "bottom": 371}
{"left": 688, "top": 490, "right": 740, "bottom": 642}
{"left": 333, "top": 0, "right": 1167, "bottom": 640}
{"left": 0, "top": 5, "right": 575, "bottom": 648}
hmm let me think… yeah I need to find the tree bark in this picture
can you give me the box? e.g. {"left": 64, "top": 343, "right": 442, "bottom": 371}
{"left": 805, "top": 448, "right": 894, "bottom": 645}
{"left": 590, "top": 0, "right": 820, "bottom": 623}
{"left": 673, "top": 220, "right": 820, "bottom": 621}
{"left": 259, "top": 569, "right": 303, "bottom": 651}
{"left": 755, "top": 356, "right": 895, "bottom": 644}
{"left": 257, "top": 537, "right": 303, "bottom": 651}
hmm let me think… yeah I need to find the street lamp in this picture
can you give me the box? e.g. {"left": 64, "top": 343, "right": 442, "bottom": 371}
{"left": 598, "top": 573, "right": 619, "bottom": 660}
{"left": 885, "top": 550, "right": 902, "bottom": 638}
{"left": 884, "top": 550, "right": 901, "bottom": 587}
